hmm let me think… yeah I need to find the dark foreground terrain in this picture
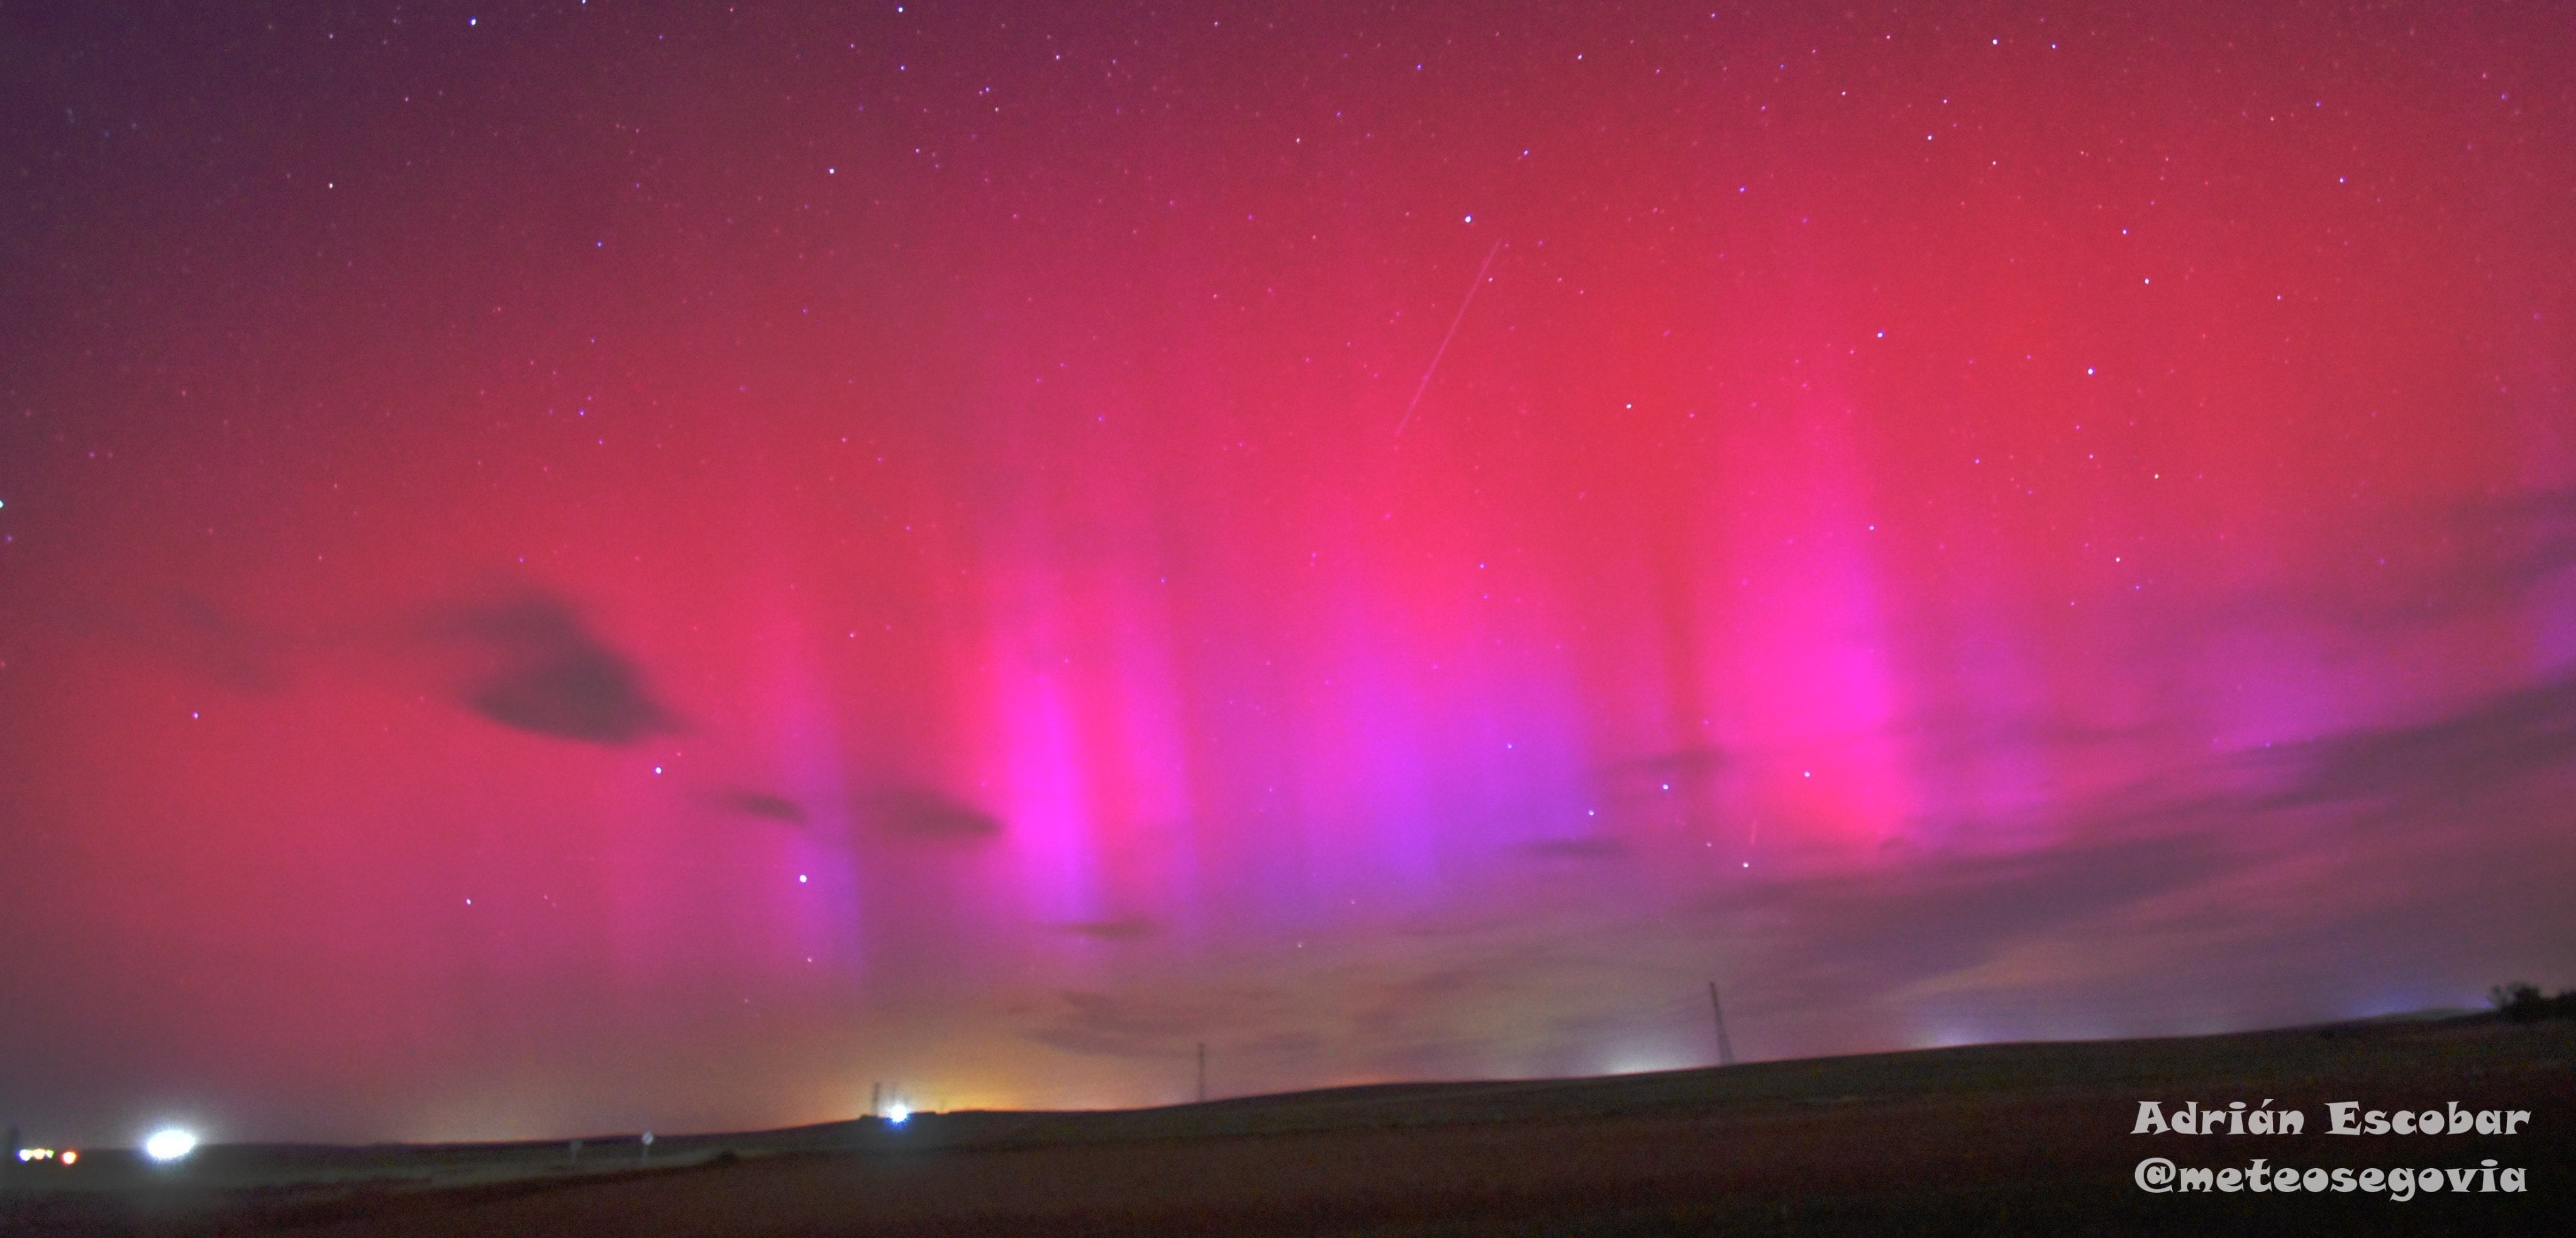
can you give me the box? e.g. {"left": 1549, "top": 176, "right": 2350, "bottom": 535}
{"left": 7, "top": 1015, "right": 2570, "bottom": 1236}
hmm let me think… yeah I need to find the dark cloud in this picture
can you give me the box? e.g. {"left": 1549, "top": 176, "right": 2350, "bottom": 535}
{"left": 1891, "top": 703, "right": 2166, "bottom": 766}
{"left": 2433, "top": 484, "right": 2576, "bottom": 602}
{"left": 1584, "top": 747, "right": 1736, "bottom": 844}
{"left": 716, "top": 789, "right": 808, "bottom": 823}
{"left": 1588, "top": 747, "right": 1727, "bottom": 804}
{"left": 1023, "top": 982, "right": 1360, "bottom": 1071}
{"left": 154, "top": 594, "right": 291, "bottom": 692}
{"left": 1728, "top": 829, "right": 2233, "bottom": 992}
{"left": 706, "top": 783, "right": 1003, "bottom": 839}
{"left": 1027, "top": 989, "right": 1219, "bottom": 1059}
{"left": 57, "top": 593, "right": 292, "bottom": 693}
{"left": 855, "top": 786, "right": 1003, "bottom": 841}
{"left": 433, "top": 593, "right": 673, "bottom": 744}
{"left": 997, "top": 669, "right": 2576, "bottom": 1087}
{"left": 1591, "top": 747, "right": 1726, "bottom": 782}
{"left": 1521, "top": 836, "right": 1628, "bottom": 861}
{"left": 2258, "top": 673, "right": 2576, "bottom": 812}
{"left": 1689, "top": 672, "right": 2576, "bottom": 1023}
{"left": 1058, "top": 916, "right": 1158, "bottom": 940}
{"left": 2202, "top": 485, "right": 2576, "bottom": 635}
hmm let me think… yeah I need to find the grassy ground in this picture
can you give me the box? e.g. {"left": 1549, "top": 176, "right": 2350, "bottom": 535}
{"left": 6, "top": 1014, "right": 2569, "bottom": 1235}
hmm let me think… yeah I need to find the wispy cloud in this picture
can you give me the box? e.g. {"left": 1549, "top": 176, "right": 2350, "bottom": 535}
{"left": 855, "top": 786, "right": 1004, "bottom": 841}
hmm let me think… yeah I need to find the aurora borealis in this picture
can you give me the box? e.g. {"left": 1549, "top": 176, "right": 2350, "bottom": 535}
{"left": 3, "top": 1, "right": 2572, "bottom": 1146}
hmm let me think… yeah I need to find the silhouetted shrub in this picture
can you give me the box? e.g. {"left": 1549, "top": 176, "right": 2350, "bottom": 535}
{"left": 2489, "top": 981, "right": 2576, "bottom": 1022}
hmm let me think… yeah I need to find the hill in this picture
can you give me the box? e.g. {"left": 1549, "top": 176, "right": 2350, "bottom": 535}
{"left": 6, "top": 1013, "right": 2568, "bottom": 1236}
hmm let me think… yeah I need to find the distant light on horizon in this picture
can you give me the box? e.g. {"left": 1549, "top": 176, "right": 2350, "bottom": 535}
{"left": 886, "top": 1103, "right": 911, "bottom": 1124}
{"left": 143, "top": 1128, "right": 197, "bottom": 1161}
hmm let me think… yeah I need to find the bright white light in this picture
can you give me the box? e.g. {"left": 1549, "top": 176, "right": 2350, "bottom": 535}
{"left": 885, "top": 1104, "right": 910, "bottom": 1124}
{"left": 143, "top": 1129, "right": 197, "bottom": 1162}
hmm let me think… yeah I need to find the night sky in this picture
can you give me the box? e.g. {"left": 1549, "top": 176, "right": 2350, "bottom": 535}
{"left": 3, "top": 1, "right": 2573, "bottom": 1147}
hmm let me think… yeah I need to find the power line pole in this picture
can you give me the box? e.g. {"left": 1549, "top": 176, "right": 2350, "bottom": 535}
{"left": 1708, "top": 982, "right": 1738, "bottom": 1067}
{"left": 1196, "top": 1042, "right": 1208, "bottom": 1103}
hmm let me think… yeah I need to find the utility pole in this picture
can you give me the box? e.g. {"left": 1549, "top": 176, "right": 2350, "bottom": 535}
{"left": 1708, "top": 982, "right": 1738, "bottom": 1067}
{"left": 1196, "top": 1042, "right": 1208, "bottom": 1103}
{"left": 870, "top": 1081, "right": 881, "bottom": 1117}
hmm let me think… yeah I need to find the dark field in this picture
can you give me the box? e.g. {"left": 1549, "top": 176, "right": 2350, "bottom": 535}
{"left": 8, "top": 1015, "right": 2569, "bottom": 1236}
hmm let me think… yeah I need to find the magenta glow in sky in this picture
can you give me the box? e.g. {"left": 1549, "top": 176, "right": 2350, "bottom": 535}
{"left": 3, "top": 1, "right": 2573, "bottom": 1144}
